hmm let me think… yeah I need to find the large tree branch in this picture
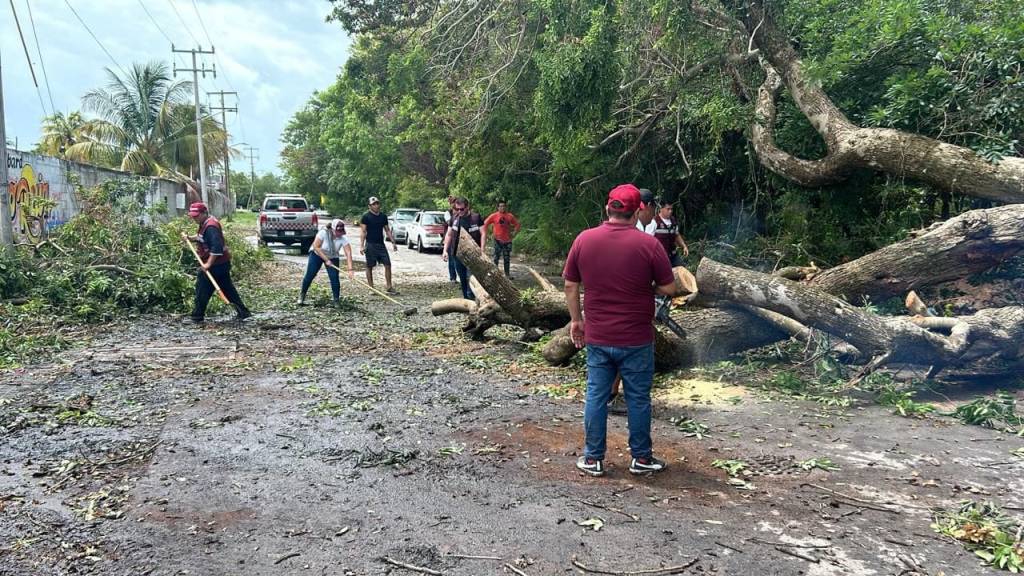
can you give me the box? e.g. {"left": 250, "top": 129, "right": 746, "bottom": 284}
{"left": 697, "top": 258, "right": 1024, "bottom": 371}
{"left": 812, "top": 203, "right": 1024, "bottom": 301}
{"left": 739, "top": 0, "right": 1024, "bottom": 203}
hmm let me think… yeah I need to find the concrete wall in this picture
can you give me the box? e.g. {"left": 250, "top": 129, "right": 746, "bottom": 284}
{"left": 5, "top": 148, "right": 231, "bottom": 242}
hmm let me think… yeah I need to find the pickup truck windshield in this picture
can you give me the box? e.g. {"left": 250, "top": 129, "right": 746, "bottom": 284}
{"left": 265, "top": 199, "right": 308, "bottom": 211}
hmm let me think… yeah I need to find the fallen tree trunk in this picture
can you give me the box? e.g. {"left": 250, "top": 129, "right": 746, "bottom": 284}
{"left": 431, "top": 232, "right": 570, "bottom": 339}
{"left": 811, "top": 204, "right": 1024, "bottom": 302}
{"left": 697, "top": 258, "right": 1024, "bottom": 373}
{"left": 434, "top": 208, "right": 1024, "bottom": 372}
{"left": 655, "top": 204, "right": 1024, "bottom": 367}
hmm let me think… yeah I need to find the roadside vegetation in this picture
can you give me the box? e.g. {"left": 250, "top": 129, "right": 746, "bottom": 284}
{"left": 0, "top": 178, "right": 269, "bottom": 368}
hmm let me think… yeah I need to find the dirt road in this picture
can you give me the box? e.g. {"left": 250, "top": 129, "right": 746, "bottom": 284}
{"left": 2, "top": 254, "right": 1022, "bottom": 575}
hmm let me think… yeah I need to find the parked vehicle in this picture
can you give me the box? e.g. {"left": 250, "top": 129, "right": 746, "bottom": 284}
{"left": 388, "top": 208, "right": 419, "bottom": 244}
{"left": 406, "top": 211, "right": 447, "bottom": 253}
{"left": 259, "top": 194, "right": 319, "bottom": 253}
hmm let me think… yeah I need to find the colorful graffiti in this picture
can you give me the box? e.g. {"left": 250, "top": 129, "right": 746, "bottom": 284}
{"left": 8, "top": 161, "right": 55, "bottom": 242}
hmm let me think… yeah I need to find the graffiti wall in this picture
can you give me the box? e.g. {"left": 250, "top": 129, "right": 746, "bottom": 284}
{"left": 5, "top": 148, "right": 224, "bottom": 242}
{"left": 6, "top": 151, "right": 76, "bottom": 242}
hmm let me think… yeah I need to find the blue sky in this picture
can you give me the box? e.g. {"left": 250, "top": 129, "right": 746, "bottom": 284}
{"left": 3, "top": 0, "right": 351, "bottom": 174}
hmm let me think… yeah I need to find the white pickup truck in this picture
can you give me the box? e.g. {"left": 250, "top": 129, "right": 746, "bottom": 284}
{"left": 258, "top": 194, "right": 320, "bottom": 253}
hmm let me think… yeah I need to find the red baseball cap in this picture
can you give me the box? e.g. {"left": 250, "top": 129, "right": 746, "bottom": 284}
{"left": 187, "top": 202, "right": 208, "bottom": 216}
{"left": 606, "top": 184, "right": 642, "bottom": 213}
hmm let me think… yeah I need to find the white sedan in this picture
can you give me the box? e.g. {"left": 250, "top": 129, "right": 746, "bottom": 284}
{"left": 405, "top": 211, "right": 448, "bottom": 253}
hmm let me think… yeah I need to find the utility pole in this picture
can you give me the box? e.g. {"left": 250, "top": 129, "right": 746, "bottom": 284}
{"left": 172, "top": 45, "right": 215, "bottom": 204}
{"left": 243, "top": 146, "right": 259, "bottom": 210}
{"left": 208, "top": 90, "right": 237, "bottom": 208}
{"left": 0, "top": 47, "right": 14, "bottom": 252}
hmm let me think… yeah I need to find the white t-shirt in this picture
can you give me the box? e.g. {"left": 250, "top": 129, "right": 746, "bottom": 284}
{"left": 316, "top": 228, "right": 350, "bottom": 260}
{"left": 636, "top": 219, "right": 656, "bottom": 235}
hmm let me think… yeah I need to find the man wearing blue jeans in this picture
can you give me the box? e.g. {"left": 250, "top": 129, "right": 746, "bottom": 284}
{"left": 563, "top": 184, "right": 677, "bottom": 477}
{"left": 442, "top": 197, "right": 483, "bottom": 300}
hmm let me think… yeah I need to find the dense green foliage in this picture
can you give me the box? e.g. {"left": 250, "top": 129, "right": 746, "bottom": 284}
{"left": 0, "top": 178, "right": 268, "bottom": 367}
{"left": 281, "top": 0, "right": 1024, "bottom": 261}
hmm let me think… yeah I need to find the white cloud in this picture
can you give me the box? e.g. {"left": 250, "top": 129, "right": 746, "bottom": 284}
{"left": 2, "top": 0, "right": 351, "bottom": 174}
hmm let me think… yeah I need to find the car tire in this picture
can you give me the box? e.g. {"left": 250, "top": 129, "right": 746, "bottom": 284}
{"left": 417, "top": 237, "right": 425, "bottom": 253}
{"left": 299, "top": 239, "right": 312, "bottom": 255}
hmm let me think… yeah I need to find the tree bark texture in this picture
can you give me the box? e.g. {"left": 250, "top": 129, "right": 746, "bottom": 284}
{"left": 697, "top": 258, "right": 1024, "bottom": 372}
{"left": 810, "top": 204, "right": 1024, "bottom": 302}
{"left": 741, "top": 0, "right": 1024, "bottom": 204}
{"left": 657, "top": 203, "right": 1024, "bottom": 366}
{"left": 434, "top": 218, "right": 1023, "bottom": 372}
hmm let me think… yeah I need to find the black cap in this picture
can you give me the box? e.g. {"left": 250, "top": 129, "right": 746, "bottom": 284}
{"left": 637, "top": 188, "right": 655, "bottom": 206}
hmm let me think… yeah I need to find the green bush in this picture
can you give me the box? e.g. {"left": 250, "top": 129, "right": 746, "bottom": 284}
{"left": 0, "top": 177, "right": 269, "bottom": 366}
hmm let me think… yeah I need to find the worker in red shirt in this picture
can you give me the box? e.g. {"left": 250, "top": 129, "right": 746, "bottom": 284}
{"left": 563, "top": 184, "right": 677, "bottom": 477}
{"left": 183, "top": 202, "right": 251, "bottom": 325}
{"left": 481, "top": 200, "right": 521, "bottom": 278}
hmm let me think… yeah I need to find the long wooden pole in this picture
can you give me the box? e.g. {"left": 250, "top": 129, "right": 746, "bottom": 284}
{"left": 325, "top": 260, "right": 417, "bottom": 315}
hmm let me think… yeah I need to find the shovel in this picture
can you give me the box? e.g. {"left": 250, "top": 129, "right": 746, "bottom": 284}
{"left": 326, "top": 261, "right": 417, "bottom": 316}
{"left": 181, "top": 233, "right": 230, "bottom": 305}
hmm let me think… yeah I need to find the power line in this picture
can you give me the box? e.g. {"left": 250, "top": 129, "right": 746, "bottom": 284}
{"left": 24, "top": 0, "right": 56, "bottom": 115}
{"left": 173, "top": 45, "right": 216, "bottom": 203}
{"left": 135, "top": 0, "right": 185, "bottom": 68}
{"left": 63, "top": 0, "right": 128, "bottom": 77}
{"left": 166, "top": 0, "right": 201, "bottom": 46}
{"left": 8, "top": 0, "right": 47, "bottom": 117}
{"left": 189, "top": 0, "right": 240, "bottom": 123}
{"left": 189, "top": 0, "right": 230, "bottom": 90}
{"left": 190, "top": 0, "right": 215, "bottom": 52}
{"left": 137, "top": 0, "right": 173, "bottom": 44}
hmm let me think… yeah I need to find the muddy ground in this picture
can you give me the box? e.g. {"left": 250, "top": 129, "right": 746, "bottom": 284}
{"left": 2, "top": 250, "right": 1023, "bottom": 576}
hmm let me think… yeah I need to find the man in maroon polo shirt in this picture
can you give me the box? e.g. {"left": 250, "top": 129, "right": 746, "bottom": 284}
{"left": 563, "top": 184, "right": 677, "bottom": 477}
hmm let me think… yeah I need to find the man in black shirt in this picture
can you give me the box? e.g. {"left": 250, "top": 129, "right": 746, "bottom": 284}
{"left": 185, "top": 202, "right": 251, "bottom": 324}
{"left": 441, "top": 197, "right": 484, "bottom": 300}
{"left": 359, "top": 196, "right": 399, "bottom": 293}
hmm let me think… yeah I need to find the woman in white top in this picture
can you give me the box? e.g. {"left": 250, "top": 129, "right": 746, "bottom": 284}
{"left": 298, "top": 218, "right": 355, "bottom": 306}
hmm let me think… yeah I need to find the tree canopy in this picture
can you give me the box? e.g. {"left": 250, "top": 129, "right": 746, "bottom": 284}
{"left": 282, "top": 0, "right": 1024, "bottom": 260}
{"left": 38, "top": 62, "right": 229, "bottom": 183}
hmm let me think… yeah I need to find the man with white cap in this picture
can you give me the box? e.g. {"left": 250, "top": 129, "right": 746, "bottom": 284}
{"left": 297, "top": 218, "right": 355, "bottom": 307}
{"left": 359, "top": 196, "right": 399, "bottom": 294}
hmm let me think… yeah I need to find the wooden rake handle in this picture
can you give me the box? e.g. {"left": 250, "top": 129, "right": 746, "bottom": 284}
{"left": 181, "top": 233, "right": 231, "bottom": 305}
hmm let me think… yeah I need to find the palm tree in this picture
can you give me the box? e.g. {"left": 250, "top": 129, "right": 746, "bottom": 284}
{"left": 65, "top": 61, "right": 228, "bottom": 181}
{"left": 37, "top": 111, "right": 86, "bottom": 156}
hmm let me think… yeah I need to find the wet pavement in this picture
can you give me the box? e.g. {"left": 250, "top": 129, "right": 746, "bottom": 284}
{"left": 1, "top": 255, "right": 1023, "bottom": 576}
